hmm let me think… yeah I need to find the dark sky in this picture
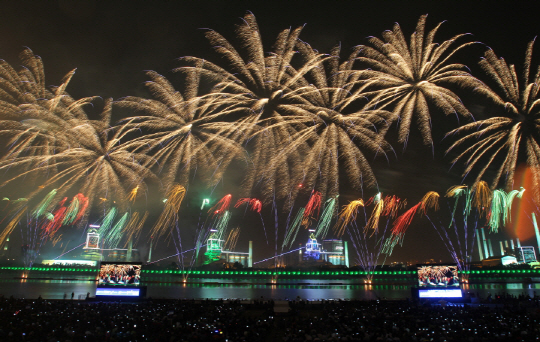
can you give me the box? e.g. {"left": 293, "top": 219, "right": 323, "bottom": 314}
{"left": 1, "top": 0, "right": 539, "bottom": 265}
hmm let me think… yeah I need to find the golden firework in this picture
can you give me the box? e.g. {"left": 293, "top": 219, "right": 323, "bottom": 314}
{"left": 357, "top": 15, "right": 481, "bottom": 146}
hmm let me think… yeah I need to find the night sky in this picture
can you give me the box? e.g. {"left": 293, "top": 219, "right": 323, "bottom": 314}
{"left": 1, "top": 1, "right": 539, "bottom": 265}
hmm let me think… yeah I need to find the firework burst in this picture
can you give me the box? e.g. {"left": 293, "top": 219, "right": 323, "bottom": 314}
{"left": 357, "top": 15, "right": 481, "bottom": 146}
{"left": 117, "top": 68, "right": 244, "bottom": 191}
{"left": 448, "top": 40, "right": 540, "bottom": 201}
{"left": 178, "top": 12, "right": 328, "bottom": 203}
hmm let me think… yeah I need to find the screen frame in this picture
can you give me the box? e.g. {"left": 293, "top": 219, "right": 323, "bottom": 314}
{"left": 98, "top": 262, "right": 143, "bottom": 287}
{"left": 416, "top": 264, "right": 460, "bottom": 288}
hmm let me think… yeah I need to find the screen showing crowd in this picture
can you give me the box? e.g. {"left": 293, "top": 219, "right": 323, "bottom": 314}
{"left": 417, "top": 264, "right": 459, "bottom": 287}
{"left": 98, "top": 263, "right": 141, "bottom": 286}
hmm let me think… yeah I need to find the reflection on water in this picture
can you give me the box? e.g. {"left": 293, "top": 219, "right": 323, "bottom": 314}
{"left": 0, "top": 271, "right": 538, "bottom": 300}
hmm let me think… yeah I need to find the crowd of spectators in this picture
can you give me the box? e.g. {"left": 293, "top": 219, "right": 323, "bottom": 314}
{"left": 0, "top": 294, "right": 538, "bottom": 341}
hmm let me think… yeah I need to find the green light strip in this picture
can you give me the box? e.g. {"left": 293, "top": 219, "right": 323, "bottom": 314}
{"left": 0, "top": 267, "right": 538, "bottom": 276}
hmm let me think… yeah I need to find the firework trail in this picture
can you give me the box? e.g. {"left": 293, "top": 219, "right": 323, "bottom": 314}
{"left": 283, "top": 208, "right": 305, "bottom": 249}
{"left": 0, "top": 200, "right": 27, "bottom": 248}
{"left": 505, "top": 187, "right": 525, "bottom": 224}
{"left": 331, "top": 192, "right": 407, "bottom": 281}
{"left": 128, "top": 186, "right": 140, "bottom": 203}
{"left": 387, "top": 191, "right": 439, "bottom": 247}
{"left": 334, "top": 199, "right": 364, "bottom": 237}
{"left": 487, "top": 187, "right": 525, "bottom": 232}
{"left": 314, "top": 196, "right": 338, "bottom": 239}
{"left": 209, "top": 194, "right": 232, "bottom": 218}
{"left": 224, "top": 227, "right": 241, "bottom": 251}
{"left": 122, "top": 211, "right": 148, "bottom": 247}
{"left": 348, "top": 209, "right": 400, "bottom": 282}
{"left": 366, "top": 193, "right": 384, "bottom": 233}
{"left": 235, "top": 197, "right": 267, "bottom": 243}
{"left": 150, "top": 184, "right": 186, "bottom": 241}
{"left": 302, "top": 191, "right": 322, "bottom": 226}
{"left": 426, "top": 205, "right": 478, "bottom": 278}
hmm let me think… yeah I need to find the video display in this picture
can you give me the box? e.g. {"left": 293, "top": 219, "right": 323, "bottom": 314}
{"left": 417, "top": 264, "right": 459, "bottom": 287}
{"left": 98, "top": 262, "right": 142, "bottom": 286}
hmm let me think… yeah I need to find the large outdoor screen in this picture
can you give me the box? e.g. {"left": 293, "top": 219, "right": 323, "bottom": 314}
{"left": 98, "top": 262, "right": 142, "bottom": 286}
{"left": 417, "top": 264, "right": 459, "bottom": 287}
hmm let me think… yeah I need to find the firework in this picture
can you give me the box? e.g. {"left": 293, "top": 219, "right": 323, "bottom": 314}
{"left": 0, "top": 50, "right": 155, "bottom": 212}
{"left": 122, "top": 211, "right": 149, "bottom": 247}
{"left": 488, "top": 190, "right": 507, "bottom": 232}
{"left": 32, "top": 189, "right": 57, "bottom": 219}
{"left": 117, "top": 69, "right": 244, "bottom": 190}
{"left": 420, "top": 191, "right": 440, "bottom": 214}
{"left": 209, "top": 194, "right": 232, "bottom": 217}
{"left": 283, "top": 208, "right": 305, "bottom": 249}
{"left": 357, "top": 15, "right": 481, "bottom": 146}
{"left": 128, "top": 186, "right": 140, "bottom": 203}
{"left": 224, "top": 227, "right": 241, "bottom": 251}
{"left": 103, "top": 212, "right": 129, "bottom": 248}
{"left": 0, "top": 97, "right": 155, "bottom": 212}
{"left": 505, "top": 187, "right": 525, "bottom": 224}
{"left": 389, "top": 202, "right": 422, "bottom": 244}
{"left": 472, "top": 181, "right": 492, "bottom": 215}
{"left": 314, "top": 196, "right": 338, "bottom": 239}
{"left": 302, "top": 191, "right": 322, "bottom": 226}
{"left": 366, "top": 193, "right": 384, "bottom": 232}
{"left": 0, "top": 49, "right": 86, "bottom": 165}
{"left": 234, "top": 197, "right": 267, "bottom": 242}
{"left": 150, "top": 184, "right": 186, "bottom": 241}
{"left": 387, "top": 191, "right": 438, "bottom": 246}
{"left": 487, "top": 187, "right": 525, "bottom": 232}
{"left": 347, "top": 193, "right": 407, "bottom": 281}
{"left": 234, "top": 198, "right": 262, "bottom": 213}
{"left": 448, "top": 40, "right": 540, "bottom": 199}
{"left": 177, "top": 12, "right": 328, "bottom": 204}
{"left": 212, "top": 211, "right": 231, "bottom": 241}
{"left": 334, "top": 199, "right": 364, "bottom": 237}
{"left": 265, "top": 42, "right": 393, "bottom": 200}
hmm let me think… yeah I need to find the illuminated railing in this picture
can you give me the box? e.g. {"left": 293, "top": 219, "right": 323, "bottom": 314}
{"left": 0, "top": 266, "right": 538, "bottom": 276}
